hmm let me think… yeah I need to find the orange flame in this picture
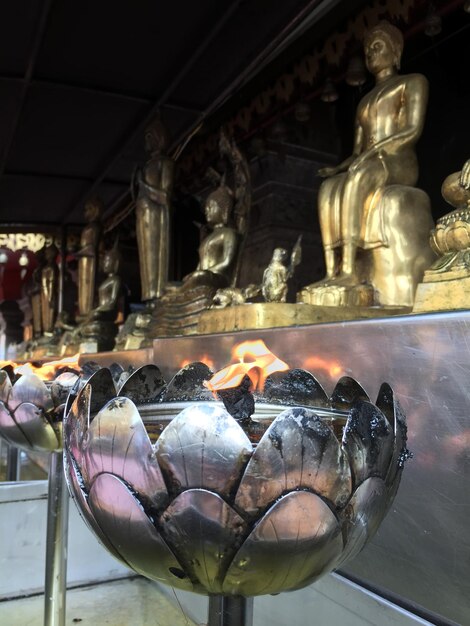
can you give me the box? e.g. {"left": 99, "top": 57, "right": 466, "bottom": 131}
{"left": 0, "top": 354, "right": 81, "bottom": 381}
{"left": 205, "top": 339, "right": 289, "bottom": 393}
{"left": 180, "top": 354, "right": 215, "bottom": 371}
{"left": 302, "top": 356, "right": 343, "bottom": 379}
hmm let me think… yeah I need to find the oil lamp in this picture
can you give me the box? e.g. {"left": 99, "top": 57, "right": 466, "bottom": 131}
{"left": 63, "top": 341, "right": 409, "bottom": 626}
{"left": 0, "top": 356, "right": 81, "bottom": 626}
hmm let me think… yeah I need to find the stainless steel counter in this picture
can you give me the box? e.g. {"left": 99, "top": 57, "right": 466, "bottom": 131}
{"left": 87, "top": 311, "right": 470, "bottom": 625}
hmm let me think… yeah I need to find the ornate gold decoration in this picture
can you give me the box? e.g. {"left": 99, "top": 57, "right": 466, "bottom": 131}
{"left": 414, "top": 160, "right": 470, "bottom": 312}
{"left": 299, "top": 21, "right": 435, "bottom": 310}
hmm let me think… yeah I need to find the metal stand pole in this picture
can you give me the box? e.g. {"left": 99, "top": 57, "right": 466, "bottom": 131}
{"left": 44, "top": 451, "right": 69, "bottom": 626}
{"left": 208, "top": 596, "right": 254, "bottom": 626}
{"left": 6, "top": 444, "right": 20, "bottom": 481}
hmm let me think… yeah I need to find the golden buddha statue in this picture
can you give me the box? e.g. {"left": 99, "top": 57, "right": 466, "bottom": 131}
{"left": 414, "top": 159, "right": 470, "bottom": 312}
{"left": 40, "top": 244, "right": 59, "bottom": 334}
{"left": 29, "top": 246, "right": 46, "bottom": 337}
{"left": 78, "top": 244, "right": 121, "bottom": 351}
{"left": 299, "top": 21, "right": 435, "bottom": 309}
{"left": 135, "top": 116, "right": 174, "bottom": 303}
{"left": 146, "top": 130, "right": 250, "bottom": 339}
{"left": 77, "top": 197, "right": 103, "bottom": 317}
{"left": 181, "top": 183, "right": 239, "bottom": 291}
{"left": 61, "top": 243, "right": 121, "bottom": 353}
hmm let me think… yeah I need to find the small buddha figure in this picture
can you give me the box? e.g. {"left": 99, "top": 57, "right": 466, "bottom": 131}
{"left": 135, "top": 116, "right": 174, "bottom": 303}
{"left": 77, "top": 197, "right": 103, "bottom": 317}
{"left": 262, "top": 237, "right": 302, "bottom": 303}
{"left": 40, "top": 244, "right": 59, "bottom": 334}
{"left": 300, "top": 20, "right": 434, "bottom": 308}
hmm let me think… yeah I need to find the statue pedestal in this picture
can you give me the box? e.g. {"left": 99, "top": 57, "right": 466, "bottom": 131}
{"left": 197, "top": 302, "right": 407, "bottom": 334}
{"left": 298, "top": 283, "right": 375, "bottom": 307}
{"left": 413, "top": 254, "right": 470, "bottom": 312}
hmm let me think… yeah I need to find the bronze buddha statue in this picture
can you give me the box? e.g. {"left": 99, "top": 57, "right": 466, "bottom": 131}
{"left": 135, "top": 116, "right": 174, "bottom": 303}
{"left": 40, "top": 244, "right": 59, "bottom": 334}
{"left": 77, "top": 197, "right": 103, "bottom": 317}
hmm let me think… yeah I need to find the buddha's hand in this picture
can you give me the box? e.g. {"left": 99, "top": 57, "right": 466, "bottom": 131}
{"left": 459, "top": 159, "right": 470, "bottom": 190}
{"left": 318, "top": 166, "right": 338, "bottom": 178}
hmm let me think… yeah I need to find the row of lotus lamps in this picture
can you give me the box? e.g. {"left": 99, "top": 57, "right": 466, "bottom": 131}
{"left": 0, "top": 341, "right": 410, "bottom": 626}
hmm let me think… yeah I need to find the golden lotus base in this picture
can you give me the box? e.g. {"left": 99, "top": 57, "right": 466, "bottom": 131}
{"left": 197, "top": 302, "right": 408, "bottom": 334}
{"left": 413, "top": 272, "right": 470, "bottom": 313}
{"left": 298, "top": 282, "right": 374, "bottom": 307}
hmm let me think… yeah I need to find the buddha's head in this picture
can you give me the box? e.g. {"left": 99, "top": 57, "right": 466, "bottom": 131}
{"left": 272, "top": 248, "right": 288, "bottom": 264}
{"left": 145, "top": 116, "right": 169, "bottom": 155}
{"left": 364, "top": 21, "right": 403, "bottom": 74}
{"left": 204, "top": 184, "right": 233, "bottom": 227}
{"left": 84, "top": 196, "right": 104, "bottom": 223}
{"left": 44, "top": 244, "right": 58, "bottom": 265}
{"left": 101, "top": 244, "right": 120, "bottom": 275}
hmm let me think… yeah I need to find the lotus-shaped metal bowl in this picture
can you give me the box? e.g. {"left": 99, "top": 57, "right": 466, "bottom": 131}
{"left": 63, "top": 363, "right": 408, "bottom": 597}
{"left": 0, "top": 368, "right": 77, "bottom": 452}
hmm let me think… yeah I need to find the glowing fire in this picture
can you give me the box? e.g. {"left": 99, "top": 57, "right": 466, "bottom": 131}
{"left": 302, "top": 356, "right": 343, "bottom": 379}
{"left": 205, "top": 339, "right": 289, "bottom": 393}
{"left": 180, "top": 354, "right": 215, "bottom": 371}
{"left": 0, "top": 354, "right": 81, "bottom": 381}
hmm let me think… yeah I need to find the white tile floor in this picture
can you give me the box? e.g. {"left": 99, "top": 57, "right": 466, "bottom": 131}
{"left": 0, "top": 578, "right": 199, "bottom": 626}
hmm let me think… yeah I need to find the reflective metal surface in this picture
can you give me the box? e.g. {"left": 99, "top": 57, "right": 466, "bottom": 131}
{"left": 151, "top": 311, "right": 470, "bottom": 624}
{"left": 64, "top": 365, "right": 406, "bottom": 597}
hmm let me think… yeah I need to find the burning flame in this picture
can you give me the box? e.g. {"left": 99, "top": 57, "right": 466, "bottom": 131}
{"left": 0, "top": 354, "right": 81, "bottom": 381}
{"left": 180, "top": 354, "right": 215, "bottom": 371}
{"left": 302, "top": 356, "right": 343, "bottom": 379}
{"left": 205, "top": 339, "right": 289, "bottom": 393}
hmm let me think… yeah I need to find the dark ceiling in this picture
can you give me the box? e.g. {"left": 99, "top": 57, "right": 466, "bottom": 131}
{"left": 0, "top": 0, "right": 357, "bottom": 228}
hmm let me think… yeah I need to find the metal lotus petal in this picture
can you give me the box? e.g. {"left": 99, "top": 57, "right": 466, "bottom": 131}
{"left": 262, "top": 369, "right": 329, "bottom": 407}
{"left": 157, "top": 404, "right": 252, "bottom": 498}
{"left": 331, "top": 376, "right": 370, "bottom": 410}
{"left": 161, "top": 489, "right": 246, "bottom": 594}
{"left": 82, "top": 397, "right": 168, "bottom": 511}
{"left": 336, "top": 476, "right": 388, "bottom": 567}
{"left": 235, "top": 407, "right": 351, "bottom": 519}
{"left": 0, "top": 400, "right": 31, "bottom": 448}
{"left": 13, "top": 402, "right": 60, "bottom": 451}
{"left": 162, "top": 362, "right": 214, "bottom": 402}
{"left": 118, "top": 364, "right": 165, "bottom": 404}
{"left": 63, "top": 384, "right": 92, "bottom": 472}
{"left": 63, "top": 449, "right": 123, "bottom": 562}
{"left": 8, "top": 374, "right": 53, "bottom": 412}
{"left": 51, "top": 372, "right": 79, "bottom": 408}
{"left": 88, "top": 473, "right": 193, "bottom": 592}
{"left": 224, "top": 491, "right": 343, "bottom": 596}
{"left": 86, "top": 368, "right": 116, "bottom": 420}
{"left": 376, "top": 383, "right": 408, "bottom": 489}
{"left": 0, "top": 370, "right": 12, "bottom": 404}
{"left": 342, "top": 401, "right": 394, "bottom": 486}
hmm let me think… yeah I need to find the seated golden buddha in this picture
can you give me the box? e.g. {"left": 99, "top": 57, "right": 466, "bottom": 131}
{"left": 300, "top": 21, "right": 435, "bottom": 308}
{"left": 180, "top": 184, "right": 239, "bottom": 292}
{"left": 145, "top": 131, "right": 250, "bottom": 339}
